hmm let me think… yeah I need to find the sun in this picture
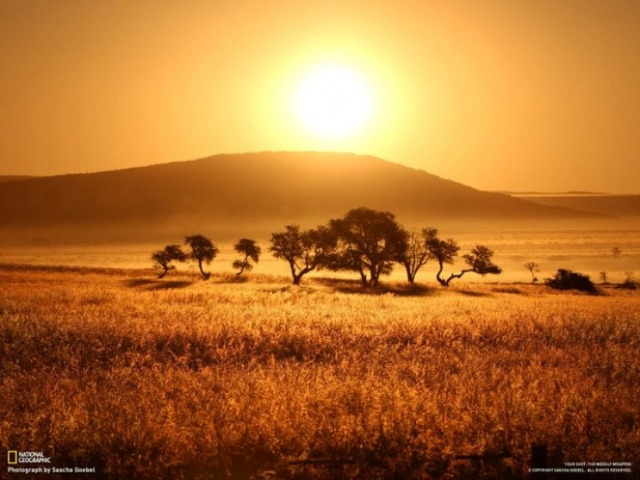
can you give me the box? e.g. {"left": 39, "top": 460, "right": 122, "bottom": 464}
{"left": 292, "top": 64, "right": 375, "bottom": 140}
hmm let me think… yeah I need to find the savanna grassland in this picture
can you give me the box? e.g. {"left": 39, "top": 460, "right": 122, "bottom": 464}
{"left": 1, "top": 264, "right": 639, "bottom": 479}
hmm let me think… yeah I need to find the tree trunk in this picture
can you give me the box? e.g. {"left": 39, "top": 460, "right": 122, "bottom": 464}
{"left": 158, "top": 266, "right": 168, "bottom": 279}
{"left": 198, "top": 259, "right": 210, "bottom": 279}
{"left": 236, "top": 261, "right": 247, "bottom": 276}
{"left": 236, "top": 254, "right": 249, "bottom": 276}
{"left": 404, "top": 262, "right": 415, "bottom": 283}
{"left": 288, "top": 261, "right": 298, "bottom": 285}
{"left": 369, "top": 264, "right": 377, "bottom": 287}
{"left": 444, "top": 269, "right": 472, "bottom": 286}
{"left": 371, "top": 262, "right": 386, "bottom": 287}
{"left": 436, "top": 261, "right": 448, "bottom": 286}
{"left": 293, "top": 265, "right": 314, "bottom": 285}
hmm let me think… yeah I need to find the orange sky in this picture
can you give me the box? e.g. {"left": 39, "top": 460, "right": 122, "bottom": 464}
{"left": 1, "top": 0, "right": 639, "bottom": 193}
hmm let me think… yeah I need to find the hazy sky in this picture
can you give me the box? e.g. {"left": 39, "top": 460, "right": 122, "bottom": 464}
{"left": 1, "top": 0, "right": 639, "bottom": 193}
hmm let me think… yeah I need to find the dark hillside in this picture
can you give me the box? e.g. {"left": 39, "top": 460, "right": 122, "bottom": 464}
{"left": 0, "top": 152, "right": 600, "bottom": 243}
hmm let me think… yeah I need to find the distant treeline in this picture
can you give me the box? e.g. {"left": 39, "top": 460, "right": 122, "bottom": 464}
{"left": 152, "top": 207, "right": 502, "bottom": 287}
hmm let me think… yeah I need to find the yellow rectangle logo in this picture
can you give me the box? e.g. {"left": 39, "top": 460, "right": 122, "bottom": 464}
{"left": 7, "top": 451, "right": 18, "bottom": 465}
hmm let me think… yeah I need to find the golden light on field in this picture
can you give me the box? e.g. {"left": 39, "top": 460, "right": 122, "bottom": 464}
{"left": 292, "top": 64, "right": 376, "bottom": 140}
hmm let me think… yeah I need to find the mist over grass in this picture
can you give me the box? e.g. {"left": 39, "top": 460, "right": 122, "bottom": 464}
{"left": 2, "top": 225, "right": 639, "bottom": 285}
{"left": 1, "top": 266, "right": 639, "bottom": 479}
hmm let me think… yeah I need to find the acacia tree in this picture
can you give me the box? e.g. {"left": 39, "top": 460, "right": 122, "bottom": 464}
{"left": 396, "top": 228, "right": 436, "bottom": 284}
{"left": 425, "top": 232, "right": 460, "bottom": 286}
{"left": 524, "top": 262, "right": 540, "bottom": 283}
{"left": 151, "top": 244, "right": 186, "bottom": 278}
{"left": 426, "top": 231, "right": 501, "bottom": 286}
{"left": 232, "top": 238, "right": 261, "bottom": 276}
{"left": 269, "top": 225, "right": 336, "bottom": 285}
{"left": 185, "top": 234, "right": 218, "bottom": 279}
{"left": 329, "top": 207, "right": 407, "bottom": 287}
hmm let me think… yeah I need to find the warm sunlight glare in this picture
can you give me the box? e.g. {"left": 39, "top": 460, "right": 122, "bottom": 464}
{"left": 293, "top": 64, "right": 375, "bottom": 140}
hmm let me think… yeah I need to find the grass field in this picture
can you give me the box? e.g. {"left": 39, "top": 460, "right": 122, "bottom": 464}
{"left": 1, "top": 264, "right": 639, "bottom": 479}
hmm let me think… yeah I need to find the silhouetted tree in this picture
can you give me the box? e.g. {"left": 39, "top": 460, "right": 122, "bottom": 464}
{"left": 151, "top": 244, "right": 186, "bottom": 278}
{"left": 269, "top": 225, "right": 336, "bottom": 285}
{"left": 524, "top": 262, "right": 540, "bottom": 283}
{"left": 185, "top": 234, "right": 218, "bottom": 279}
{"left": 462, "top": 245, "right": 502, "bottom": 277}
{"left": 612, "top": 247, "right": 622, "bottom": 259}
{"left": 425, "top": 231, "right": 460, "bottom": 286}
{"left": 328, "top": 208, "right": 407, "bottom": 287}
{"left": 599, "top": 271, "right": 609, "bottom": 285}
{"left": 232, "top": 238, "right": 261, "bottom": 276}
{"left": 426, "top": 232, "right": 501, "bottom": 286}
{"left": 397, "top": 228, "right": 436, "bottom": 284}
{"left": 546, "top": 269, "right": 596, "bottom": 293}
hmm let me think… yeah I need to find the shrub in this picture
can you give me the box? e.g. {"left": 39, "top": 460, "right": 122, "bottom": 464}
{"left": 617, "top": 280, "right": 637, "bottom": 290}
{"left": 545, "top": 269, "right": 597, "bottom": 293}
{"left": 617, "top": 272, "right": 637, "bottom": 290}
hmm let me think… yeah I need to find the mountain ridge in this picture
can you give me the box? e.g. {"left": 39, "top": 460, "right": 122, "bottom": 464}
{"left": 0, "top": 152, "right": 603, "bottom": 243}
{"left": 0, "top": 175, "right": 37, "bottom": 183}
{"left": 519, "top": 194, "right": 640, "bottom": 218}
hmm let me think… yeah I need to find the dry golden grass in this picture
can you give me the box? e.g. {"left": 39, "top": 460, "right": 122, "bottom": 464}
{"left": 1, "top": 264, "right": 639, "bottom": 479}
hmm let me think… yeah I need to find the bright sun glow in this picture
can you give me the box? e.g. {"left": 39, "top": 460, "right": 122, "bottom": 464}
{"left": 293, "top": 64, "right": 375, "bottom": 139}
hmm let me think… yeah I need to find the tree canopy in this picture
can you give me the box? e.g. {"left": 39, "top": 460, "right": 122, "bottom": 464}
{"left": 151, "top": 244, "right": 186, "bottom": 278}
{"left": 232, "top": 238, "right": 261, "bottom": 276}
{"left": 426, "top": 231, "right": 501, "bottom": 286}
{"left": 396, "top": 228, "right": 436, "bottom": 283}
{"left": 269, "top": 225, "right": 336, "bottom": 285}
{"left": 524, "top": 262, "right": 539, "bottom": 283}
{"left": 328, "top": 207, "right": 407, "bottom": 287}
{"left": 425, "top": 230, "right": 460, "bottom": 286}
{"left": 185, "top": 234, "right": 218, "bottom": 279}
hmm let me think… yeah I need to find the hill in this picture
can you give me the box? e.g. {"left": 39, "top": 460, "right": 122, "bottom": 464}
{"left": 0, "top": 152, "right": 601, "bottom": 243}
{"left": 0, "top": 175, "right": 37, "bottom": 183}
{"left": 496, "top": 190, "right": 607, "bottom": 196}
{"left": 515, "top": 194, "right": 640, "bottom": 218}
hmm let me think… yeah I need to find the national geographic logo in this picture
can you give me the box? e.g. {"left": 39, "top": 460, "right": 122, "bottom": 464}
{"left": 6, "top": 450, "right": 97, "bottom": 475}
{"left": 7, "top": 450, "right": 52, "bottom": 464}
